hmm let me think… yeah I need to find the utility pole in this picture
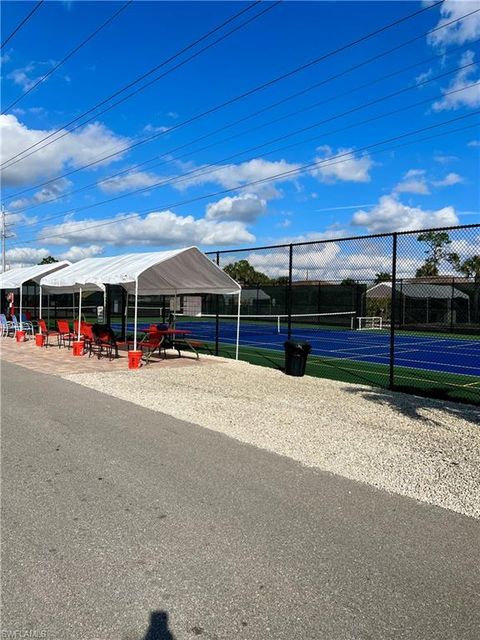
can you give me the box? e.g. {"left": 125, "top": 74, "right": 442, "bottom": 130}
{"left": 1, "top": 203, "right": 6, "bottom": 273}
{"left": 1, "top": 203, "right": 15, "bottom": 273}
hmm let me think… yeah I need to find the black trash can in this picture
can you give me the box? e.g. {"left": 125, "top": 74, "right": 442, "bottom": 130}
{"left": 284, "top": 341, "right": 311, "bottom": 377}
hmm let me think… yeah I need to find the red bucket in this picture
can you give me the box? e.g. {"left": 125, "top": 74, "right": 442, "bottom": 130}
{"left": 128, "top": 350, "right": 142, "bottom": 369}
{"left": 15, "top": 330, "right": 26, "bottom": 343}
{"left": 35, "top": 334, "right": 45, "bottom": 347}
{"left": 72, "top": 340, "right": 84, "bottom": 357}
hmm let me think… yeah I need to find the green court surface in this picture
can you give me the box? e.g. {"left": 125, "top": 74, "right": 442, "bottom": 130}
{"left": 196, "top": 342, "right": 480, "bottom": 406}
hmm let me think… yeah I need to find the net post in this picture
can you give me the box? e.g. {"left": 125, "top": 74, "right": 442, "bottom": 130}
{"left": 389, "top": 233, "right": 398, "bottom": 390}
{"left": 287, "top": 244, "right": 293, "bottom": 340}
{"left": 215, "top": 251, "right": 220, "bottom": 356}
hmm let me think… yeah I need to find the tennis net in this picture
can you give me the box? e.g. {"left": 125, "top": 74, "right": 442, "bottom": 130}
{"left": 172, "top": 311, "right": 356, "bottom": 335}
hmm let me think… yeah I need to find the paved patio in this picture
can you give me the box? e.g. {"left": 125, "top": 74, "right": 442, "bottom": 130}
{"left": 0, "top": 335, "right": 216, "bottom": 376}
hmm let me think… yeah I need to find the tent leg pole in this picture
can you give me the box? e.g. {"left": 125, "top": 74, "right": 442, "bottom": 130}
{"left": 20, "top": 286, "right": 23, "bottom": 330}
{"left": 78, "top": 288, "right": 82, "bottom": 341}
{"left": 39, "top": 286, "right": 43, "bottom": 332}
{"left": 235, "top": 290, "right": 241, "bottom": 361}
{"left": 133, "top": 279, "right": 138, "bottom": 351}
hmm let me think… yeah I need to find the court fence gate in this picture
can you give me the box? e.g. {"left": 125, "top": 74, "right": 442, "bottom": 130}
{"left": 205, "top": 223, "right": 480, "bottom": 405}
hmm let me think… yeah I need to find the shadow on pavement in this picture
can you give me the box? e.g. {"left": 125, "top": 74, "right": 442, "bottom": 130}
{"left": 143, "top": 611, "right": 176, "bottom": 640}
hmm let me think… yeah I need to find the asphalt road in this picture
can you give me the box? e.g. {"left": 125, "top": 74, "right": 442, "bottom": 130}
{"left": 1, "top": 362, "right": 479, "bottom": 640}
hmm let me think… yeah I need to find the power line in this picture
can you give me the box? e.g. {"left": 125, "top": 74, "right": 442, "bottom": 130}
{"left": 12, "top": 110, "right": 479, "bottom": 246}
{"left": 0, "top": 0, "right": 272, "bottom": 167}
{"left": 0, "top": 1, "right": 44, "bottom": 50}
{"left": 10, "top": 63, "right": 477, "bottom": 230}
{"left": 2, "top": 1, "right": 133, "bottom": 114}
{"left": 5, "top": 1, "right": 470, "bottom": 202}
{"left": 9, "top": 38, "right": 477, "bottom": 217}
{"left": 1, "top": 0, "right": 444, "bottom": 170}
{"left": 13, "top": 81, "right": 478, "bottom": 233}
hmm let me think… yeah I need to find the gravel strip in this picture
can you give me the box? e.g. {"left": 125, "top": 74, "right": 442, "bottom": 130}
{"left": 65, "top": 358, "right": 480, "bottom": 519}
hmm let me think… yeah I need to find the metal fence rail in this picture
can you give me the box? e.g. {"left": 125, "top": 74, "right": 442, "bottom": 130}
{"left": 206, "top": 223, "right": 480, "bottom": 405}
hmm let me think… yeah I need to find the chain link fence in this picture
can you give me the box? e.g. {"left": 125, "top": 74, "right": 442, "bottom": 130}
{"left": 204, "top": 224, "right": 480, "bottom": 405}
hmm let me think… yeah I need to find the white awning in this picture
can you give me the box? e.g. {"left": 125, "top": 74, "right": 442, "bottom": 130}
{"left": 40, "top": 247, "right": 241, "bottom": 295}
{"left": 367, "top": 281, "right": 470, "bottom": 300}
{"left": 0, "top": 261, "right": 71, "bottom": 289}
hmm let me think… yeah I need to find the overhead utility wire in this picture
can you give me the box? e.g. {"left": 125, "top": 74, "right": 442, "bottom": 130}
{"left": 14, "top": 110, "right": 479, "bottom": 245}
{"left": 9, "top": 37, "right": 477, "bottom": 215}
{"left": 0, "top": 0, "right": 273, "bottom": 166}
{"left": 0, "top": 1, "right": 44, "bottom": 50}
{"left": 1, "top": 0, "right": 443, "bottom": 169}
{"left": 2, "top": 1, "right": 133, "bottom": 114}
{"left": 11, "top": 63, "right": 476, "bottom": 227}
{"left": 5, "top": 0, "right": 465, "bottom": 199}
{"left": 14, "top": 80, "right": 478, "bottom": 233}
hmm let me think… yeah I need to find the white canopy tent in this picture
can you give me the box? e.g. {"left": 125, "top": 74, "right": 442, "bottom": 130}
{"left": 0, "top": 261, "right": 71, "bottom": 329}
{"left": 40, "top": 247, "right": 242, "bottom": 356}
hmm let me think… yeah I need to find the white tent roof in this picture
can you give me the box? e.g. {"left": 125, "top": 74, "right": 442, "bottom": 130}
{"left": 40, "top": 247, "right": 240, "bottom": 295}
{"left": 40, "top": 256, "right": 116, "bottom": 293}
{"left": 0, "top": 261, "right": 71, "bottom": 289}
{"left": 367, "top": 281, "right": 469, "bottom": 300}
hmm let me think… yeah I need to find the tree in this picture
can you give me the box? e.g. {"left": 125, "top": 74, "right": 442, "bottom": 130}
{"left": 374, "top": 272, "right": 391, "bottom": 284}
{"left": 223, "top": 260, "right": 271, "bottom": 285}
{"left": 453, "top": 254, "right": 480, "bottom": 324}
{"left": 38, "top": 256, "right": 58, "bottom": 265}
{"left": 415, "top": 231, "right": 456, "bottom": 277}
{"left": 341, "top": 278, "right": 356, "bottom": 286}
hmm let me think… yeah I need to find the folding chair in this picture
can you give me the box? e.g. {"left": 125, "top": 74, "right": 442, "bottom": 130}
{"left": 57, "top": 320, "right": 75, "bottom": 348}
{"left": 0, "top": 314, "right": 14, "bottom": 337}
{"left": 37, "top": 319, "right": 60, "bottom": 347}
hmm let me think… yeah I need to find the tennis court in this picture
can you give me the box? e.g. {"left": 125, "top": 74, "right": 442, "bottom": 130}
{"left": 113, "top": 312, "right": 480, "bottom": 389}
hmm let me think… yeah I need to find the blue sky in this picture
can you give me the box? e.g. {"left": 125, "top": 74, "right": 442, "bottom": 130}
{"left": 1, "top": 0, "right": 479, "bottom": 269}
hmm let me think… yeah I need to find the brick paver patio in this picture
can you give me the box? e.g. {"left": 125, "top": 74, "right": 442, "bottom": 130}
{"left": 0, "top": 336, "right": 216, "bottom": 376}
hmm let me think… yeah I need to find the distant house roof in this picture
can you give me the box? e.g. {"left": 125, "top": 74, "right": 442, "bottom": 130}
{"left": 367, "top": 282, "right": 470, "bottom": 300}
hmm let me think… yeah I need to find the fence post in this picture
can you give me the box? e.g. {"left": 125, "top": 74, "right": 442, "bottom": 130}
{"left": 215, "top": 251, "right": 220, "bottom": 356}
{"left": 450, "top": 277, "right": 455, "bottom": 333}
{"left": 389, "top": 233, "right": 398, "bottom": 390}
{"left": 287, "top": 244, "right": 293, "bottom": 340}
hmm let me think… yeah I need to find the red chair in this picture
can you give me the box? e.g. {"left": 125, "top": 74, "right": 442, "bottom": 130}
{"left": 138, "top": 331, "right": 165, "bottom": 365}
{"left": 37, "top": 319, "right": 60, "bottom": 347}
{"left": 56, "top": 320, "right": 75, "bottom": 349}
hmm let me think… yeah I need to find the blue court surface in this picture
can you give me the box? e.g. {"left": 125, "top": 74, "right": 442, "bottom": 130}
{"left": 114, "top": 317, "right": 480, "bottom": 382}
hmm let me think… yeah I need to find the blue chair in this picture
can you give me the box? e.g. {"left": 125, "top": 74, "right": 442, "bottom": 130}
{"left": 0, "top": 314, "right": 14, "bottom": 337}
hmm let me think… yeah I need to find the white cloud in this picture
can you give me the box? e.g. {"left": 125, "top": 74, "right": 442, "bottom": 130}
{"left": 311, "top": 145, "right": 373, "bottom": 183}
{"left": 432, "top": 50, "right": 480, "bottom": 111}
{"left": 39, "top": 210, "right": 255, "bottom": 247}
{"left": 205, "top": 193, "right": 266, "bottom": 222}
{"left": 352, "top": 194, "right": 459, "bottom": 233}
{"left": 431, "top": 172, "right": 463, "bottom": 186}
{"left": 434, "top": 153, "right": 459, "bottom": 163}
{"left": 7, "top": 62, "right": 45, "bottom": 91}
{"left": 0, "top": 114, "right": 131, "bottom": 187}
{"left": 98, "top": 170, "right": 163, "bottom": 194}
{"left": 416, "top": 68, "right": 434, "bottom": 85}
{"left": 8, "top": 178, "right": 72, "bottom": 209}
{"left": 143, "top": 123, "right": 170, "bottom": 134}
{"left": 175, "top": 158, "right": 301, "bottom": 195}
{"left": 5, "top": 246, "right": 50, "bottom": 267}
{"left": 467, "top": 139, "right": 480, "bottom": 146}
{"left": 394, "top": 169, "right": 430, "bottom": 195}
{"left": 58, "top": 245, "right": 103, "bottom": 261}
{"left": 427, "top": 1, "right": 480, "bottom": 48}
